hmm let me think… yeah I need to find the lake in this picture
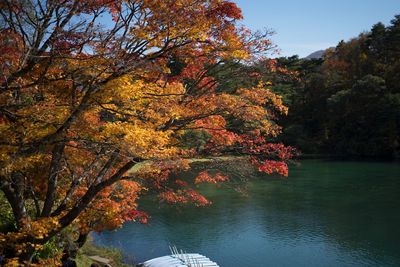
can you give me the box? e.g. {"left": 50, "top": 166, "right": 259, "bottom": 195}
{"left": 93, "top": 160, "right": 400, "bottom": 266}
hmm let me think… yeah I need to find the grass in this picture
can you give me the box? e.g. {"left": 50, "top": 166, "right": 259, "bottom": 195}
{"left": 129, "top": 155, "right": 248, "bottom": 173}
{"left": 75, "top": 236, "right": 134, "bottom": 267}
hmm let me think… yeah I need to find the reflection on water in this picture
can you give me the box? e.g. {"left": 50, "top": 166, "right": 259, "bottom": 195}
{"left": 93, "top": 160, "right": 400, "bottom": 267}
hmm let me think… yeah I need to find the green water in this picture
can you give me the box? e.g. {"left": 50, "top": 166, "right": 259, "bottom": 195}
{"left": 93, "top": 160, "right": 400, "bottom": 266}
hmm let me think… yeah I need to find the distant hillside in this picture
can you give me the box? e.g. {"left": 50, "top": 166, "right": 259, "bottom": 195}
{"left": 305, "top": 50, "right": 325, "bottom": 59}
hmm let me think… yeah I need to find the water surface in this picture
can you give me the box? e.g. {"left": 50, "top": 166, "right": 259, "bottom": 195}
{"left": 94, "top": 160, "right": 400, "bottom": 266}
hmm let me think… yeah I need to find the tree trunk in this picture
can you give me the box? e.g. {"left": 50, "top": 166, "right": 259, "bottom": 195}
{"left": 41, "top": 142, "right": 66, "bottom": 217}
{"left": 76, "top": 232, "right": 89, "bottom": 248}
{"left": 0, "top": 174, "right": 28, "bottom": 229}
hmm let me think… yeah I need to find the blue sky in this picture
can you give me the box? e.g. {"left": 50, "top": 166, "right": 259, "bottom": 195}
{"left": 234, "top": 0, "right": 399, "bottom": 57}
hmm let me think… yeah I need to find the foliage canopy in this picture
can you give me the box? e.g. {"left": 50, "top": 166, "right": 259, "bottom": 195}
{"left": 0, "top": 0, "right": 293, "bottom": 264}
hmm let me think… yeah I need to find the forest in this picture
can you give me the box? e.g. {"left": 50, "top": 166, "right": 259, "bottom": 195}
{"left": 278, "top": 16, "right": 400, "bottom": 159}
{"left": 0, "top": 0, "right": 399, "bottom": 266}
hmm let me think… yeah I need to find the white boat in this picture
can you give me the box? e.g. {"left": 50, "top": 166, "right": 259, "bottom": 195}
{"left": 140, "top": 246, "right": 219, "bottom": 267}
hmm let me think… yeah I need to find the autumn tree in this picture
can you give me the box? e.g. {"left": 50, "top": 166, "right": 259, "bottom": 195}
{"left": 0, "top": 0, "right": 294, "bottom": 264}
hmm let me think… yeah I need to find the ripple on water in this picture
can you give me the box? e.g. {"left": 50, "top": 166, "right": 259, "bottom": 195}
{"left": 93, "top": 160, "right": 400, "bottom": 267}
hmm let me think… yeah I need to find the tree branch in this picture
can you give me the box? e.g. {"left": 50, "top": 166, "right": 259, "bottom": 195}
{"left": 41, "top": 142, "right": 66, "bottom": 216}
